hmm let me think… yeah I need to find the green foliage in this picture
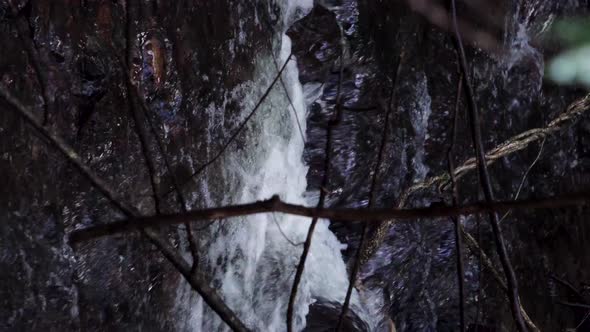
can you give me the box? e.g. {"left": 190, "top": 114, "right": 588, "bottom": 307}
{"left": 552, "top": 19, "right": 590, "bottom": 47}
{"left": 547, "top": 19, "right": 590, "bottom": 88}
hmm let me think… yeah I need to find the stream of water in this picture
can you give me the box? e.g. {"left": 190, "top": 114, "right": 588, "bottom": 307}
{"left": 174, "top": 1, "right": 377, "bottom": 331}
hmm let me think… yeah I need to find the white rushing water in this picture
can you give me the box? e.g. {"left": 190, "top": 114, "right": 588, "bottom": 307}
{"left": 175, "top": 1, "right": 373, "bottom": 331}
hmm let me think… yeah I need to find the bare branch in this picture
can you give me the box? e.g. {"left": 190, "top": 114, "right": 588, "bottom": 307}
{"left": 556, "top": 301, "right": 590, "bottom": 310}
{"left": 287, "top": 20, "right": 345, "bottom": 332}
{"left": 499, "top": 138, "right": 546, "bottom": 223}
{"left": 575, "top": 310, "right": 590, "bottom": 330}
{"left": 450, "top": 0, "right": 527, "bottom": 329}
{"left": 448, "top": 71, "right": 466, "bottom": 332}
{"left": 141, "top": 227, "right": 251, "bottom": 332}
{"left": 11, "top": 5, "right": 53, "bottom": 125}
{"left": 140, "top": 96, "right": 201, "bottom": 270}
{"left": 358, "top": 91, "right": 590, "bottom": 267}
{"left": 271, "top": 213, "right": 303, "bottom": 247}
{"left": 163, "top": 54, "right": 293, "bottom": 198}
{"left": 110, "top": 36, "right": 202, "bottom": 270}
{"left": 68, "top": 190, "right": 590, "bottom": 243}
{"left": 0, "top": 86, "right": 135, "bottom": 217}
{"left": 0, "top": 84, "right": 250, "bottom": 332}
{"left": 125, "top": 3, "right": 162, "bottom": 215}
{"left": 410, "top": 93, "right": 590, "bottom": 199}
{"left": 462, "top": 231, "right": 541, "bottom": 331}
{"left": 122, "top": 5, "right": 200, "bottom": 272}
{"left": 336, "top": 47, "right": 404, "bottom": 331}
{"left": 550, "top": 274, "right": 586, "bottom": 301}
{"left": 270, "top": 45, "right": 306, "bottom": 144}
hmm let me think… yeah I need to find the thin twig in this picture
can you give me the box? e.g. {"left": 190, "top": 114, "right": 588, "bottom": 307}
{"left": 127, "top": 97, "right": 162, "bottom": 213}
{"left": 336, "top": 49, "right": 404, "bottom": 331}
{"left": 473, "top": 212, "right": 484, "bottom": 329}
{"left": 163, "top": 54, "right": 293, "bottom": 198}
{"left": 11, "top": 5, "right": 52, "bottom": 125}
{"left": 271, "top": 213, "right": 303, "bottom": 247}
{"left": 448, "top": 72, "right": 466, "bottom": 332}
{"left": 550, "top": 274, "right": 586, "bottom": 301}
{"left": 142, "top": 227, "right": 251, "bottom": 332}
{"left": 287, "top": 21, "right": 345, "bottom": 332}
{"left": 499, "top": 138, "right": 546, "bottom": 223}
{"left": 462, "top": 230, "right": 541, "bottom": 331}
{"left": 140, "top": 100, "right": 201, "bottom": 270}
{"left": 270, "top": 44, "right": 306, "bottom": 144}
{"left": 125, "top": 3, "right": 162, "bottom": 215}
{"left": 122, "top": 10, "right": 203, "bottom": 282}
{"left": 113, "top": 40, "right": 201, "bottom": 270}
{"left": 259, "top": 4, "right": 305, "bottom": 144}
{"left": 0, "top": 87, "right": 133, "bottom": 216}
{"left": 0, "top": 84, "right": 250, "bottom": 332}
{"left": 575, "top": 310, "right": 590, "bottom": 330}
{"left": 557, "top": 301, "right": 590, "bottom": 310}
{"left": 360, "top": 92, "right": 590, "bottom": 266}
{"left": 450, "top": 1, "right": 526, "bottom": 329}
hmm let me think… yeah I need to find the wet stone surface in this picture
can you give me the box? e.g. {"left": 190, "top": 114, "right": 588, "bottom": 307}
{"left": 293, "top": 0, "right": 590, "bottom": 331}
{"left": 2, "top": 0, "right": 590, "bottom": 331}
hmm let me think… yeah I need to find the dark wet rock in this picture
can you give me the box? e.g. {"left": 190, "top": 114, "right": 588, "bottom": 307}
{"left": 304, "top": 299, "right": 370, "bottom": 332}
{"left": 296, "top": 0, "right": 590, "bottom": 331}
{"left": 287, "top": 5, "right": 340, "bottom": 84}
{"left": 3, "top": 0, "right": 590, "bottom": 331}
{"left": 1, "top": 0, "right": 282, "bottom": 330}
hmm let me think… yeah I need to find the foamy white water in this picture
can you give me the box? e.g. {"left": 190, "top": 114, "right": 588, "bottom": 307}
{"left": 174, "top": 1, "right": 374, "bottom": 331}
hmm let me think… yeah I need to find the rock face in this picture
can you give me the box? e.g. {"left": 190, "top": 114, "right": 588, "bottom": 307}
{"left": 0, "top": 1, "right": 280, "bottom": 330}
{"left": 290, "top": 0, "right": 590, "bottom": 331}
{"left": 2, "top": 0, "right": 590, "bottom": 331}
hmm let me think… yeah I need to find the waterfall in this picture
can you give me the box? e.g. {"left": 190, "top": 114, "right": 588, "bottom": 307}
{"left": 174, "top": 1, "right": 373, "bottom": 331}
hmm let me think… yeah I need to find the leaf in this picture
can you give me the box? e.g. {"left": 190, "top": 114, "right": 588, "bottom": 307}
{"left": 550, "top": 19, "right": 590, "bottom": 47}
{"left": 547, "top": 45, "right": 590, "bottom": 87}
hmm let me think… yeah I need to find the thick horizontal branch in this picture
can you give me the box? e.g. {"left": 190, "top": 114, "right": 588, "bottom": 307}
{"left": 70, "top": 191, "right": 590, "bottom": 243}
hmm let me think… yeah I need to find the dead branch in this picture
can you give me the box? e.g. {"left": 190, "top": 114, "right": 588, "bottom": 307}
{"left": 336, "top": 48, "right": 404, "bottom": 331}
{"left": 125, "top": 3, "right": 162, "bottom": 215}
{"left": 127, "top": 99, "right": 162, "bottom": 214}
{"left": 10, "top": 4, "right": 53, "bottom": 125}
{"left": 139, "top": 95, "right": 201, "bottom": 269}
{"left": 575, "top": 311, "right": 590, "bottom": 330}
{"left": 141, "top": 227, "right": 251, "bottom": 332}
{"left": 110, "top": 36, "right": 201, "bottom": 271}
{"left": 0, "top": 84, "right": 250, "bottom": 332}
{"left": 122, "top": 5, "right": 200, "bottom": 271}
{"left": 67, "top": 190, "right": 590, "bottom": 243}
{"left": 556, "top": 301, "right": 590, "bottom": 310}
{"left": 270, "top": 44, "right": 306, "bottom": 144}
{"left": 462, "top": 231, "right": 541, "bottom": 331}
{"left": 450, "top": 0, "right": 526, "bottom": 328}
{"left": 163, "top": 54, "right": 293, "bottom": 198}
{"left": 359, "top": 90, "right": 590, "bottom": 280}
{"left": 287, "top": 21, "right": 345, "bottom": 332}
{"left": 143, "top": 101, "right": 201, "bottom": 270}
{"left": 499, "top": 138, "right": 546, "bottom": 223}
{"left": 406, "top": 93, "right": 589, "bottom": 200}
{"left": 550, "top": 274, "right": 586, "bottom": 301}
{"left": 448, "top": 71, "right": 466, "bottom": 332}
